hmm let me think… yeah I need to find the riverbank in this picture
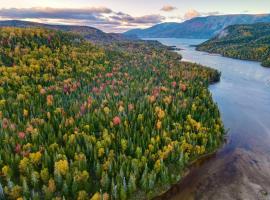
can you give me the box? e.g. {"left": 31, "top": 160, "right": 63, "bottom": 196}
{"left": 130, "top": 59, "right": 225, "bottom": 199}
{"left": 196, "top": 47, "right": 270, "bottom": 68}
{"left": 132, "top": 140, "right": 225, "bottom": 200}
{"left": 152, "top": 144, "right": 225, "bottom": 200}
{"left": 152, "top": 38, "right": 270, "bottom": 200}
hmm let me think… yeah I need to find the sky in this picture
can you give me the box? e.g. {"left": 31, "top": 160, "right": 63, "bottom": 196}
{"left": 0, "top": 0, "right": 269, "bottom": 32}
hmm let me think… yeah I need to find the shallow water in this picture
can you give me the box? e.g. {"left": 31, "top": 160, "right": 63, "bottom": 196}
{"left": 151, "top": 38, "right": 270, "bottom": 200}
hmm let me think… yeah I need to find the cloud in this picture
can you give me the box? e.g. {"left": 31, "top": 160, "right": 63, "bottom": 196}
{"left": 0, "top": 7, "right": 112, "bottom": 20}
{"left": 0, "top": 7, "right": 221, "bottom": 32}
{"left": 205, "top": 11, "right": 220, "bottom": 16}
{"left": 0, "top": 7, "right": 165, "bottom": 32}
{"left": 161, "top": 5, "right": 177, "bottom": 12}
{"left": 110, "top": 12, "right": 164, "bottom": 24}
{"left": 183, "top": 9, "right": 220, "bottom": 20}
{"left": 183, "top": 9, "right": 201, "bottom": 20}
{"left": 126, "top": 15, "right": 165, "bottom": 24}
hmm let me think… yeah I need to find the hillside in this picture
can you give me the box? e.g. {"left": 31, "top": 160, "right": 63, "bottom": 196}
{"left": 197, "top": 23, "right": 270, "bottom": 67}
{"left": 0, "top": 20, "right": 136, "bottom": 43}
{"left": 124, "top": 14, "right": 270, "bottom": 39}
{"left": 0, "top": 27, "right": 224, "bottom": 199}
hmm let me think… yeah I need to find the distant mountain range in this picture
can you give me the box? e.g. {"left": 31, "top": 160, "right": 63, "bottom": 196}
{"left": 124, "top": 14, "right": 270, "bottom": 39}
{"left": 197, "top": 23, "right": 270, "bottom": 67}
{"left": 0, "top": 20, "right": 136, "bottom": 43}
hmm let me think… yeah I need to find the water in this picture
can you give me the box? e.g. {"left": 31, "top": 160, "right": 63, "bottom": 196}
{"left": 151, "top": 38, "right": 270, "bottom": 200}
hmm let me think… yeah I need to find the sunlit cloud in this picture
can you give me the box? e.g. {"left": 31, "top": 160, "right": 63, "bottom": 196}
{"left": 161, "top": 5, "right": 177, "bottom": 12}
{"left": 183, "top": 9, "right": 221, "bottom": 20}
{"left": 183, "top": 9, "right": 201, "bottom": 20}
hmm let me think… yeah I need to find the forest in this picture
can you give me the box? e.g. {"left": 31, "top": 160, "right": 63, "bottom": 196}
{"left": 197, "top": 23, "right": 270, "bottom": 67}
{"left": 0, "top": 27, "right": 224, "bottom": 200}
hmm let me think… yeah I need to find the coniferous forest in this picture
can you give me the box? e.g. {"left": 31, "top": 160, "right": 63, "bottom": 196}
{"left": 0, "top": 27, "right": 224, "bottom": 200}
{"left": 197, "top": 23, "right": 270, "bottom": 67}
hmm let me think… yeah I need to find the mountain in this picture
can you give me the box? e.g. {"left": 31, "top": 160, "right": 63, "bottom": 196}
{"left": 197, "top": 23, "right": 270, "bottom": 67}
{"left": 0, "top": 20, "right": 136, "bottom": 43}
{"left": 124, "top": 14, "right": 270, "bottom": 39}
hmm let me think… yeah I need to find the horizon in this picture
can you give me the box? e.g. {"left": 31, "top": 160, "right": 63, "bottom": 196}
{"left": 1, "top": 12, "right": 270, "bottom": 34}
{"left": 0, "top": 0, "right": 269, "bottom": 32}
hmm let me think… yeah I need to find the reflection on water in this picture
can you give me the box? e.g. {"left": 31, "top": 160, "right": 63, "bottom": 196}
{"left": 150, "top": 38, "right": 270, "bottom": 200}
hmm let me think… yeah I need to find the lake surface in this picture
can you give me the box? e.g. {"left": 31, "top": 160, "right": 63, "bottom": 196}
{"left": 152, "top": 38, "right": 270, "bottom": 200}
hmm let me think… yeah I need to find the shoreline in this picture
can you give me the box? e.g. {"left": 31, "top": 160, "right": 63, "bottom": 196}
{"left": 154, "top": 38, "right": 270, "bottom": 200}
{"left": 139, "top": 55, "right": 226, "bottom": 200}
{"left": 130, "top": 147, "right": 223, "bottom": 200}
{"left": 144, "top": 54, "right": 226, "bottom": 200}
{"left": 151, "top": 136, "right": 227, "bottom": 200}
{"left": 195, "top": 48, "right": 270, "bottom": 68}
{"left": 130, "top": 108, "right": 227, "bottom": 200}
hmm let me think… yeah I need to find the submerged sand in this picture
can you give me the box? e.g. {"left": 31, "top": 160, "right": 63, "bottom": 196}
{"left": 154, "top": 135, "right": 270, "bottom": 200}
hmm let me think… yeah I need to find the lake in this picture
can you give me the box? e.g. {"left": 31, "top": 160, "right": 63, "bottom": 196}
{"left": 152, "top": 38, "right": 270, "bottom": 200}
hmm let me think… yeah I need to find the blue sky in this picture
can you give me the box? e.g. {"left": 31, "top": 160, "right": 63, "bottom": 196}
{"left": 0, "top": 0, "right": 269, "bottom": 32}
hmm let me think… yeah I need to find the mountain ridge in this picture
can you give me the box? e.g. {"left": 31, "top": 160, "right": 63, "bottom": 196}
{"left": 0, "top": 20, "right": 137, "bottom": 43}
{"left": 124, "top": 14, "right": 270, "bottom": 39}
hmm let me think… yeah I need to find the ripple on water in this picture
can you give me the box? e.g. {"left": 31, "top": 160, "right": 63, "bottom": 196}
{"left": 265, "top": 78, "right": 270, "bottom": 88}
